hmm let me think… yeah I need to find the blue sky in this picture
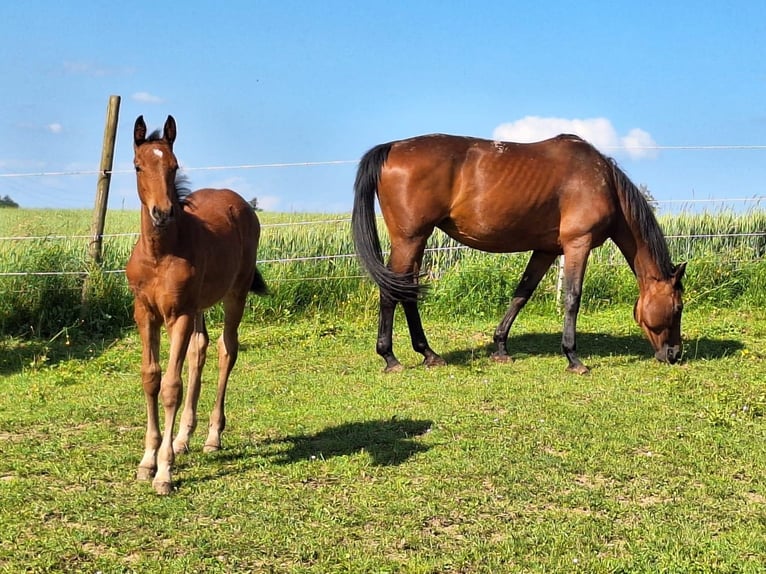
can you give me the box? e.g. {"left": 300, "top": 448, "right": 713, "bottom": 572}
{"left": 1, "top": 1, "right": 764, "bottom": 212}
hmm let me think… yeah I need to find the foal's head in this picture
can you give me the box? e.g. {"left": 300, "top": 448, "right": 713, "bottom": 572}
{"left": 133, "top": 115, "right": 182, "bottom": 229}
{"left": 634, "top": 262, "right": 686, "bottom": 364}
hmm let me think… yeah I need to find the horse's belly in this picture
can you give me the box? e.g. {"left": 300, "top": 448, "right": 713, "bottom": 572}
{"left": 440, "top": 222, "right": 561, "bottom": 254}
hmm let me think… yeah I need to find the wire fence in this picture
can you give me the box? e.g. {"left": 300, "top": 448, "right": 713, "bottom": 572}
{"left": 1, "top": 202, "right": 765, "bottom": 280}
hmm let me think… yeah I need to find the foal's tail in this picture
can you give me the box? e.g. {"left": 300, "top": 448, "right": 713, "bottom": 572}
{"left": 351, "top": 143, "right": 421, "bottom": 303}
{"left": 250, "top": 266, "right": 268, "bottom": 296}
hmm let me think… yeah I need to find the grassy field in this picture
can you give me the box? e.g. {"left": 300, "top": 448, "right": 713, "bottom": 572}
{"left": 1, "top": 303, "right": 765, "bottom": 573}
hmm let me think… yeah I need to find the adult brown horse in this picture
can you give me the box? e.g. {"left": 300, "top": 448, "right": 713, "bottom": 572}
{"left": 352, "top": 133, "right": 685, "bottom": 374}
{"left": 127, "top": 115, "right": 267, "bottom": 494}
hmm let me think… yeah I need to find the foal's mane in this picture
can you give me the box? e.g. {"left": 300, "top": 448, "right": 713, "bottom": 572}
{"left": 607, "top": 157, "right": 675, "bottom": 279}
{"left": 145, "top": 129, "right": 192, "bottom": 203}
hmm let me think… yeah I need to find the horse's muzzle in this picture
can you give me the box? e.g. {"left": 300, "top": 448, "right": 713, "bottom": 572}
{"left": 150, "top": 206, "right": 174, "bottom": 228}
{"left": 655, "top": 345, "right": 682, "bottom": 364}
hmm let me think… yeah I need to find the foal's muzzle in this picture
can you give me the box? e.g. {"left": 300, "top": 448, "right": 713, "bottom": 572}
{"left": 655, "top": 344, "right": 682, "bottom": 364}
{"left": 150, "top": 205, "right": 174, "bottom": 228}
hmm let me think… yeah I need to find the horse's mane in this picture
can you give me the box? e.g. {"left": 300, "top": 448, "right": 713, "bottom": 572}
{"left": 145, "top": 130, "right": 191, "bottom": 203}
{"left": 607, "top": 157, "right": 675, "bottom": 279}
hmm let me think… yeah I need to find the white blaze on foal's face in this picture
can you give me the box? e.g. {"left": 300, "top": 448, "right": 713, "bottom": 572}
{"left": 153, "top": 149, "right": 164, "bottom": 158}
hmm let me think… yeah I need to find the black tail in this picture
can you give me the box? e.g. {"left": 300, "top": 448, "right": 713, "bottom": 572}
{"left": 351, "top": 143, "right": 421, "bottom": 303}
{"left": 250, "top": 266, "right": 268, "bottom": 296}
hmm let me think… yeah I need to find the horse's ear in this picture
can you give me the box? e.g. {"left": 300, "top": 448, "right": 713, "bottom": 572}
{"left": 673, "top": 262, "right": 687, "bottom": 285}
{"left": 163, "top": 115, "right": 177, "bottom": 147}
{"left": 134, "top": 115, "right": 147, "bottom": 147}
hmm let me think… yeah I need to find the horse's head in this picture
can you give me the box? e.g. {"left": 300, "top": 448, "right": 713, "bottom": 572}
{"left": 133, "top": 115, "right": 179, "bottom": 228}
{"left": 634, "top": 262, "right": 686, "bottom": 364}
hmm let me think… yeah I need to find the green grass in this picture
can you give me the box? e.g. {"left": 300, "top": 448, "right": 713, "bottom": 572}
{"left": 1, "top": 304, "right": 765, "bottom": 572}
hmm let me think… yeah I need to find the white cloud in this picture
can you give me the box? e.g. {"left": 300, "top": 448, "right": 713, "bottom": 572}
{"left": 47, "top": 123, "right": 63, "bottom": 134}
{"left": 131, "top": 91, "right": 165, "bottom": 104}
{"left": 492, "top": 116, "right": 658, "bottom": 159}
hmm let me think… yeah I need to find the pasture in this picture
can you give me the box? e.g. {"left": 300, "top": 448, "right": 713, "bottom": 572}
{"left": 1, "top": 307, "right": 765, "bottom": 572}
{"left": 0, "top": 207, "right": 765, "bottom": 572}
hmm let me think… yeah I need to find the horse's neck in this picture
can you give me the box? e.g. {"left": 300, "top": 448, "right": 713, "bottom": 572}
{"left": 613, "top": 225, "right": 664, "bottom": 287}
{"left": 138, "top": 210, "right": 180, "bottom": 258}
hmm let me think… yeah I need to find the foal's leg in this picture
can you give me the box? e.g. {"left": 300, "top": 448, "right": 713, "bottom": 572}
{"left": 560, "top": 242, "right": 591, "bottom": 374}
{"left": 173, "top": 313, "right": 208, "bottom": 455}
{"left": 492, "top": 251, "right": 557, "bottom": 362}
{"left": 135, "top": 302, "right": 162, "bottom": 482}
{"left": 153, "top": 313, "right": 194, "bottom": 495}
{"left": 204, "top": 293, "right": 246, "bottom": 452}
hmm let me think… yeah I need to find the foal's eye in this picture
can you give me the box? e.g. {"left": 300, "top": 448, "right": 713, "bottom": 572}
{"left": 134, "top": 165, "right": 142, "bottom": 173}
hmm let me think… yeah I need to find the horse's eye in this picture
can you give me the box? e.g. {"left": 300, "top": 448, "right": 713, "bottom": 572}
{"left": 135, "top": 165, "right": 142, "bottom": 173}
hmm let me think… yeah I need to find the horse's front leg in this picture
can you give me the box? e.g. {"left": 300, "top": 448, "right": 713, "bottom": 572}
{"left": 173, "top": 313, "right": 208, "bottom": 455}
{"left": 135, "top": 302, "right": 162, "bottom": 482}
{"left": 560, "top": 246, "right": 591, "bottom": 374}
{"left": 154, "top": 314, "right": 194, "bottom": 495}
{"left": 204, "top": 294, "right": 245, "bottom": 452}
{"left": 492, "top": 251, "right": 557, "bottom": 363}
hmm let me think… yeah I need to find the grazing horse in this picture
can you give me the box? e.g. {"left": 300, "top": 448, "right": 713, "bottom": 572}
{"left": 127, "top": 115, "right": 267, "bottom": 494}
{"left": 352, "top": 133, "right": 685, "bottom": 374}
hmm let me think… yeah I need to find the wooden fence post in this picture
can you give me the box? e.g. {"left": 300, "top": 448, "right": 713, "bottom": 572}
{"left": 88, "top": 95, "right": 121, "bottom": 264}
{"left": 81, "top": 95, "right": 121, "bottom": 311}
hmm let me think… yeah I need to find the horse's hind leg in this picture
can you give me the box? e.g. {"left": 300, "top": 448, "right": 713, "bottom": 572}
{"left": 204, "top": 293, "right": 245, "bottom": 452}
{"left": 492, "top": 251, "right": 557, "bottom": 362}
{"left": 402, "top": 300, "right": 445, "bottom": 367}
{"left": 379, "top": 234, "right": 444, "bottom": 370}
{"left": 377, "top": 292, "right": 403, "bottom": 372}
{"left": 173, "top": 313, "right": 208, "bottom": 455}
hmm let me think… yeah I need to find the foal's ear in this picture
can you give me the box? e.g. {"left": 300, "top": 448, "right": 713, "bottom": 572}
{"left": 163, "top": 115, "right": 177, "bottom": 147}
{"left": 672, "top": 262, "right": 687, "bottom": 285}
{"left": 134, "top": 115, "right": 147, "bottom": 147}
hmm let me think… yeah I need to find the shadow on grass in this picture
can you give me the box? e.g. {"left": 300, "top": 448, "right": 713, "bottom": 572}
{"left": 0, "top": 326, "right": 133, "bottom": 376}
{"left": 440, "top": 331, "right": 744, "bottom": 366}
{"left": 265, "top": 417, "right": 433, "bottom": 466}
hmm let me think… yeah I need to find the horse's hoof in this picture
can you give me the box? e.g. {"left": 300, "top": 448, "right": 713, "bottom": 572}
{"left": 491, "top": 352, "right": 513, "bottom": 364}
{"left": 153, "top": 480, "right": 173, "bottom": 495}
{"left": 423, "top": 355, "right": 447, "bottom": 368}
{"left": 136, "top": 466, "right": 155, "bottom": 481}
{"left": 202, "top": 443, "right": 221, "bottom": 454}
{"left": 566, "top": 364, "right": 590, "bottom": 375}
{"left": 172, "top": 441, "right": 190, "bottom": 455}
{"left": 384, "top": 363, "right": 405, "bottom": 373}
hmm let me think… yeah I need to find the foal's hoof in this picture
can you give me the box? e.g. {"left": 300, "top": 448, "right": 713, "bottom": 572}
{"left": 172, "top": 440, "right": 190, "bottom": 455}
{"left": 202, "top": 443, "right": 221, "bottom": 454}
{"left": 490, "top": 352, "right": 513, "bottom": 364}
{"left": 566, "top": 364, "right": 590, "bottom": 375}
{"left": 152, "top": 480, "right": 173, "bottom": 496}
{"left": 136, "top": 466, "right": 156, "bottom": 481}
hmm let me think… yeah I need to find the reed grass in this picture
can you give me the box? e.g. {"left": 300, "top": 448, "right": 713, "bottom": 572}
{"left": 0, "top": 208, "right": 764, "bottom": 338}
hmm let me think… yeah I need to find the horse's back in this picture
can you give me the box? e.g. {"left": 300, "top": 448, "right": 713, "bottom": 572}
{"left": 182, "top": 188, "right": 261, "bottom": 301}
{"left": 376, "top": 133, "right": 616, "bottom": 253}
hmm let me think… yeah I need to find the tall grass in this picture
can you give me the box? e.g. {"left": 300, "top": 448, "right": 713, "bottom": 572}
{"left": 0, "top": 208, "right": 764, "bottom": 338}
